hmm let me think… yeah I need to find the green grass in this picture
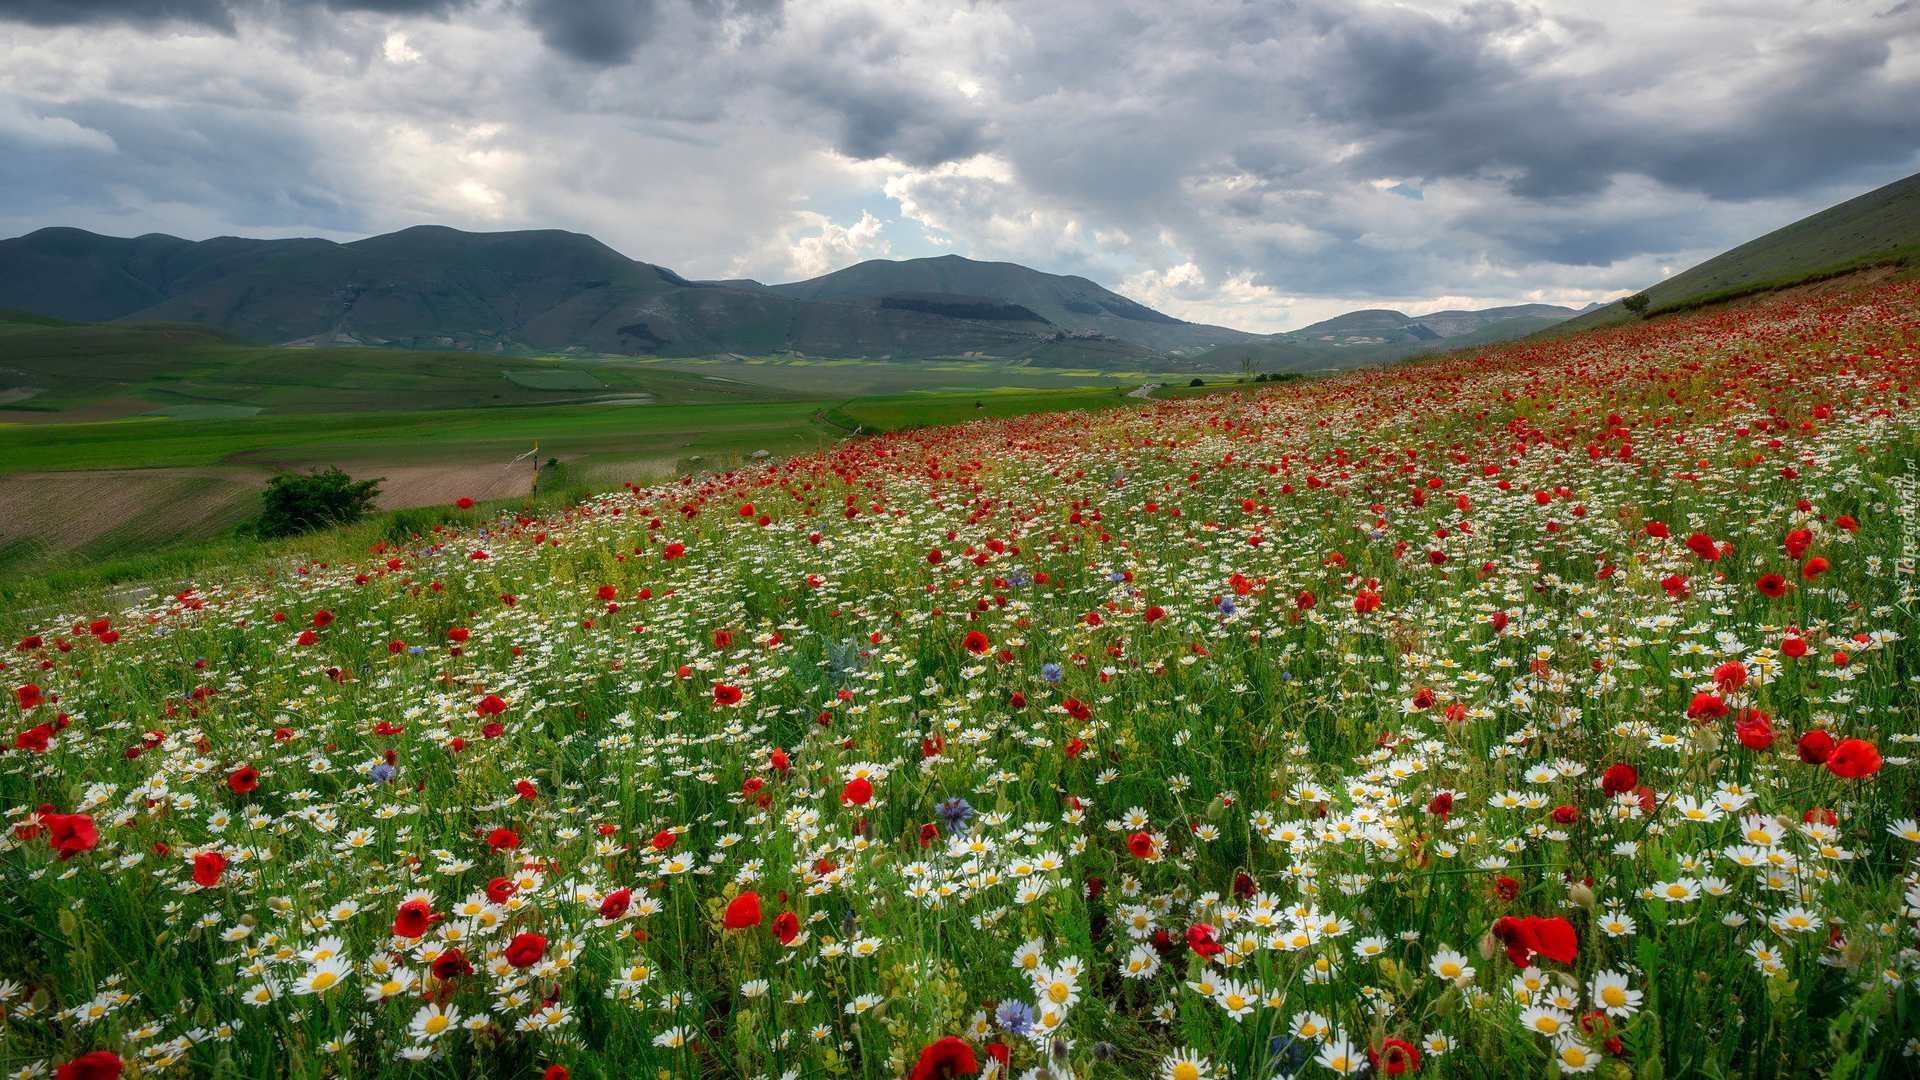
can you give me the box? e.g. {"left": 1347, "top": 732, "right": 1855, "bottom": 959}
{"left": 1555, "top": 170, "right": 1920, "bottom": 332}
{"left": 0, "top": 318, "right": 807, "bottom": 416}
{"left": 0, "top": 399, "right": 834, "bottom": 473}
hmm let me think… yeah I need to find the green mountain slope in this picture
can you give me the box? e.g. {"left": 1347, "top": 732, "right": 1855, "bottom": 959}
{"left": 761, "top": 254, "right": 1258, "bottom": 354}
{"left": 1556, "top": 169, "right": 1920, "bottom": 333}
{"left": 0, "top": 227, "right": 1094, "bottom": 362}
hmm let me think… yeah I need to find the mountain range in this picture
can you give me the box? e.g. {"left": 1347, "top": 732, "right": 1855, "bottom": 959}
{"left": 0, "top": 226, "right": 1580, "bottom": 371}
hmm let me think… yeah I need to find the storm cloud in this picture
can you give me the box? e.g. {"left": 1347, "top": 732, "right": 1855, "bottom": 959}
{"left": 1, "top": 0, "right": 1915, "bottom": 331}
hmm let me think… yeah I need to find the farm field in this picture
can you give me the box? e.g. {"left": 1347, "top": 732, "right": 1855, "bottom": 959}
{"left": 3, "top": 281, "right": 1920, "bottom": 1080}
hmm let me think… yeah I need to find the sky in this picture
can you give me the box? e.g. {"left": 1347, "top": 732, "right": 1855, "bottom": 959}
{"left": 0, "top": 0, "right": 1916, "bottom": 333}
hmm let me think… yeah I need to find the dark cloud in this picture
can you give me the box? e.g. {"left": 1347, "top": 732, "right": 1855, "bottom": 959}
{"left": 0, "top": 0, "right": 471, "bottom": 30}
{"left": 0, "top": 98, "right": 360, "bottom": 236}
{"left": 518, "top": 0, "right": 784, "bottom": 64}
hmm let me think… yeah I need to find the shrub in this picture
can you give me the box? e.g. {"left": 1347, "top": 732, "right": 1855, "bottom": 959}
{"left": 246, "top": 467, "right": 384, "bottom": 538}
{"left": 1622, "top": 292, "right": 1651, "bottom": 314}
{"left": 1188, "top": 377, "right": 1205, "bottom": 387}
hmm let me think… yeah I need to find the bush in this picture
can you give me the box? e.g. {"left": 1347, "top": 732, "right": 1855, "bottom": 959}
{"left": 246, "top": 467, "right": 384, "bottom": 538}
{"left": 1622, "top": 292, "right": 1651, "bottom": 314}
{"left": 1188, "top": 377, "right": 1205, "bottom": 387}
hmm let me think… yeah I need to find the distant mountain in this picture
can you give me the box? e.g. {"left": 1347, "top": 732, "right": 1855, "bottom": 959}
{"left": 0, "top": 224, "right": 1596, "bottom": 374}
{"left": 759, "top": 254, "right": 1259, "bottom": 355}
{"left": 1556, "top": 169, "right": 1920, "bottom": 333}
{"left": 0, "top": 226, "right": 1166, "bottom": 366}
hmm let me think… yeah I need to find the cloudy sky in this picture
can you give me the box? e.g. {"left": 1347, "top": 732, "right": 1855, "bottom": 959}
{"left": 1, "top": 0, "right": 1916, "bottom": 332}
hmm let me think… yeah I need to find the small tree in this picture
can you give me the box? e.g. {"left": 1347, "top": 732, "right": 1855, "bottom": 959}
{"left": 1189, "top": 377, "right": 1206, "bottom": 387}
{"left": 1622, "top": 292, "right": 1651, "bottom": 315}
{"left": 248, "top": 467, "right": 384, "bottom": 538}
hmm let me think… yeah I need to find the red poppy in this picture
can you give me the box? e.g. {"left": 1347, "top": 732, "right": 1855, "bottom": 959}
{"left": 909, "top": 1037, "right": 979, "bottom": 1080}
{"left": 485, "top": 877, "right": 517, "bottom": 903}
{"left": 14, "top": 723, "right": 51, "bottom": 751}
{"left": 1755, "top": 573, "right": 1789, "bottom": 598}
{"left": 1551, "top": 805, "right": 1577, "bottom": 825}
{"left": 1427, "top": 792, "right": 1454, "bottom": 818}
{"left": 1063, "top": 698, "right": 1093, "bottom": 720}
{"left": 543, "top": 1067, "right": 569, "bottom": 1080}
{"left": 1796, "top": 730, "right": 1835, "bottom": 764}
{"left": 1234, "top": 872, "right": 1257, "bottom": 899}
{"left": 713, "top": 684, "right": 744, "bottom": 706}
{"left": 1801, "top": 557, "right": 1829, "bottom": 580}
{"left": 1368, "top": 1038, "right": 1421, "bottom": 1075}
{"left": 723, "top": 892, "right": 763, "bottom": 929}
{"left": 1827, "top": 739, "right": 1882, "bottom": 778}
{"left": 770, "top": 748, "right": 791, "bottom": 772}
{"left": 515, "top": 780, "right": 538, "bottom": 801}
{"left": 772, "top": 910, "right": 800, "bottom": 944}
{"left": 1644, "top": 522, "right": 1670, "bottom": 538}
{"left": 1660, "top": 575, "right": 1690, "bottom": 599}
{"left": 455, "top": 497, "right": 475, "bottom": 509}
{"left": 1600, "top": 763, "right": 1637, "bottom": 796}
{"left": 54, "top": 1051, "right": 123, "bottom": 1080}
{"left": 1186, "top": 923, "right": 1225, "bottom": 957}
{"left": 488, "top": 828, "right": 519, "bottom": 851}
{"left": 599, "top": 889, "right": 632, "bottom": 919}
{"left": 1144, "top": 605, "right": 1167, "bottom": 622}
{"left": 962, "top": 630, "right": 991, "bottom": 655}
{"left": 650, "top": 830, "right": 677, "bottom": 851}
{"left": 475, "top": 695, "right": 508, "bottom": 717}
{"left": 227, "top": 766, "right": 259, "bottom": 793}
{"left": 1781, "top": 636, "right": 1809, "bottom": 658}
{"left": 431, "top": 948, "right": 473, "bottom": 980}
{"left": 393, "top": 899, "right": 437, "bottom": 937}
{"left": 43, "top": 813, "right": 97, "bottom": 860}
{"left": 1783, "top": 528, "right": 1812, "bottom": 558}
{"left": 1127, "top": 831, "right": 1156, "bottom": 858}
{"left": 1296, "top": 590, "right": 1316, "bottom": 609}
{"left": 1685, "top": 533, "right": 1720, "bottom": 560}
{"left": 662, "top": 543, "right": 685, "bottom": 560}
{"left": 1685, "top": 693, "right": 1728, "bottom": 720}
{"left": 1712, "top": 662, "right": 1747, "bottom": 691}
{"left": 841, "top": 778, "right": 873, "bottom": 805}
{"left": 1493, "top": 875, "right": 1520, "bottom": 900}
{"left": 1491, "top": 915, "right": 1577, "bottom": 966}
{"left": 1735, "top": 711, "right": 1775, "bottom": 750}
{"left": 505, "top": 933, "right": 546, "bottom": 968}
{"left": 16, "top": 684, "right": 44, "bottom": 709}
{"left": 919, "top": 822, "right": 939, "bottom": 847}
{"left": 192, "top": 851, "right": 226, "bottom": 887}
{"left": 448, "top": 628, "right": 470, "bottom": 643}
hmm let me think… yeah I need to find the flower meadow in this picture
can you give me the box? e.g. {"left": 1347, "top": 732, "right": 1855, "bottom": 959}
{"left": 6, "top": 283, "right": 1920, "bottom": 1080}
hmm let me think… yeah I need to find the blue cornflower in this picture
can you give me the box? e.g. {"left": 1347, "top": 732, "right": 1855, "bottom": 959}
{"left": 1108, "top": 571, "right": 1126, "bottom": 583}
{"left": 407, "top": 646, "right": 426, "bottom": 656}
{"left": 1040, "top": 662, "right": 1064, "bottom": 684}
{"left": 1217, "top": 597, "right": 1238, "bottom": 616}
{"left": 369, "top": 763, "right": 397, "bottom": 784}
{"left": 996, "top": 1000, "right": 1035, "bottom": 1036}
{"left": 1269, "top": 1036, "right": 1307, "bottom": 1074}
{"left": 1009, "top": 571, "right": 1032, "bottom": 588}
{"left": 934, "top": 797, "right": 975, "bottom": 833}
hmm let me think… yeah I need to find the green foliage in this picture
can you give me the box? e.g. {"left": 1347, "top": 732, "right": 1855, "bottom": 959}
{"left": 246, "top": 467, "right": 384, "bottom": 538}
{"left": 1622, "top": 292, "right": 1652, "bottom": 314}
{"left": 1189, "top": 377, "right": 1206, "bottom": 387}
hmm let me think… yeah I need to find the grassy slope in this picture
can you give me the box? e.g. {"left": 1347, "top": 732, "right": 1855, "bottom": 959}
{"left": 1556, "top": 169, "right": 1920, "bottom": 333}
{"left": 0, "top": 315, "right": 811, "bottom": 416}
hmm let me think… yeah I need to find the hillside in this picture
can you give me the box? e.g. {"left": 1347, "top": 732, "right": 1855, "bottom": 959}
{"left": 0, "top": 307, "right": 810, "bottom": 420}
{"left": 1557, "top": 168, "right": 1920, "bottom": 332}
{"left": 0, "top": 227, "right": 1133, "bottom": 364}
{"left": 1190, "top": 307, "right": 1574, "bottom": 372}
{"left": 760, "top": 253, "right": 1259, "bottom": 354}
